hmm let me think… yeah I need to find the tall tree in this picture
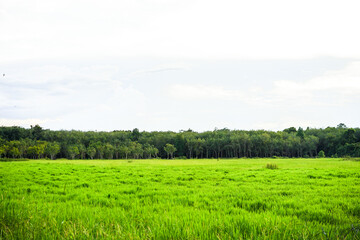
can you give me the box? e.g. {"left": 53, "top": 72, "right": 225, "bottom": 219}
{"left": 77, "top": 144, "right": 87, "bottom": 159}
{"left": 45, "top": 142, "right": 61, "bottom": 160}
{"left": 67, "top": 145, "right": 80, "bottom": 159}
{"left": 86, "top": 146, "right": 96, "bottom": 159}
{"left": 119, "top": 145, "right": 131, "bottom": 159}
{"left": 104, "top": 143, "right": 115, "bottom": 159}
{"left": 150, "top": 146, "right": 159, "bottom": 158}
{"left": 164, "top": 143, "right": 176, "bottom": 159}
{"left": 132, "top": 142, "right": 143, "bottom": 159}
{"left": 0, "top": 145, "right": 5, "bottom": 158}
{"left": 31, "top": 125, "right": 44, "bottom": 140}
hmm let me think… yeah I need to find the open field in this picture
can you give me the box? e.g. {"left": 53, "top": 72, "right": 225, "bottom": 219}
{"left": 1, "top": 158, "right": 360, "bottom": 239}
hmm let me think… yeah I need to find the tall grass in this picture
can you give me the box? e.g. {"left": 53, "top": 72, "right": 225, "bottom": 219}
{"left": 0, "top": 158, "right": 359, "bottom": 239}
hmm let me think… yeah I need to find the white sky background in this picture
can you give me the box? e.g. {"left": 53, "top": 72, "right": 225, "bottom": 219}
{"left": 1, "top": 0, "right": 360, "bottom": 131}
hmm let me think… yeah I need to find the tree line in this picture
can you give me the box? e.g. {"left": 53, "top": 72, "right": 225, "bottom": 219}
{"left": 0, "top": 124, "right": 359, "bottom": 160}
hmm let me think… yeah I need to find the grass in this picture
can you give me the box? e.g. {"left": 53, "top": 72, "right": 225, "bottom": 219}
{"left": 0, "top": 158, "right": 360, "bottom": 239}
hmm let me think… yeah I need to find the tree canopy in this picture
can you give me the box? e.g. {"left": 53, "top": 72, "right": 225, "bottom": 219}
{"left": 0, "top": 124, "right": 359, "bottom": 160}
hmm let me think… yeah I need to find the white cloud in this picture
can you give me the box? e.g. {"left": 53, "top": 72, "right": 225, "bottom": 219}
{"left": 128, "top": 63, "right": 189, "bottom": 78}
{"left": 1, "top": 0, "right": 360, "bottom": 62}
{"left": 0, "top": 118, "right": 52, "bottom": 128}
{"left": 2, "top": 65, "right": 119, "bottom": 85}
{"left": 166, "top": 61, "right": 360, "bottom": 109}
{"left": 1, "top": 57, "right": 360, "bottom": 131}
{"left": 167, "top": 84, "right": 242, "bottom": 100}
{"left": 274, "top": 61, "right": 360, "bottom": 93}
{"left": 271, "top": 61, "right": 360, "bottom": 106}
{"left": 0, "top": 63, "right": 147, "bottom": 122}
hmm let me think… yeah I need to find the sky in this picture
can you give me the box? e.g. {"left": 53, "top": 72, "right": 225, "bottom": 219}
{"left": 1, "top": 0, "right": 360, "bottom": 132}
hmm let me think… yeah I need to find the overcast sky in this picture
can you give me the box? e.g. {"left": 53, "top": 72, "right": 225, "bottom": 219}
{"left": 1, "top": 0, "right": 360, "bottom": 132}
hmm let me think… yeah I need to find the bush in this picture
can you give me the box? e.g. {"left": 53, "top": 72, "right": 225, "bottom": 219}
{"left": 266, "top": 163, "right": 278, "bottom": 169}
{"left": 318, "top": 150, "right": 325, "bottom": 158}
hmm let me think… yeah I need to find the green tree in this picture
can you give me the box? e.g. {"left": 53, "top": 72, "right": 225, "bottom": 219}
{"left": 67, "top": 145, "right": 80, "bottom": 159}
{"left": 132, "top": 143, "right": 143, "bottom": 159}
{"left": 0, "top": 146, "right": 5, "bottom": 158}
{"left": 92, "top": 142, "right": 105, "bottom": 159}
{"left": 185, "top": 137, "right": 197, "bottom": 159}
{"left": 150, "top": 146, "right": 159, "bottom": 158}
{"left": 283, "top": 127, "right": 297, "bottom": 134}
{"left": 36, "top": 141, "right": 47, "bottom": 158}
{"left": 27, "top": 146, "right": 38, "bottom": 159}
{"left": 1, "top": 124, "right": 359, "bottom": 159}
{"left": 104, "top": 143, "right": 115, "bottom": 159}
{"left": 26, "top": 141, "right": 47, "bottom": 159}
{"left": 27, "top": 146, "right": 41, "bottom": 159}
{"left": 45, "top": 142, "right": 61, "bottom": 160}
{"left": 143, "top": 144, "right": 153, "bottom": 159}
{"left": 119, "top": 145, "right": 130, "bottom": 159}
{"left": 303, "top": 135, "right": 319, "bottom": 157}
{"left": 131, "top": 128, "right": 140, "bottom": 141}
{"left": 8, "top": 146, "right": 20, "bottom": 158}
{"left": 164, "top": 143, "right": 176, "bottom": 159}
{"left": 86, "top": 146, "right": 96, "bottom": 159}
{"left": 194, "top": 138, "right": 205, "bottom": 158}
{"left": 296, "top": 127, "right": 305, "bottom": 140}
{"left": 342, "top": 128, "right": 356, "bottom": 144}
{"left": 31, "top": 124, "right": 43, "bottom": 140}
{"left": 113, "top": 140, "right": 121, "bottom": 159}
{"left": 7, "top": 141, "right": 21, "bottom": 158}
{"left": 78, "top": 144, "right": 86, "bottom": 159}
{"left": 18, "top": 139, "right": 29, "bottom": 158}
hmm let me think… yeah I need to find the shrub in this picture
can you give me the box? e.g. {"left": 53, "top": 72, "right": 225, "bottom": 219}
{"left": 318, "top": 150, "right": 325, "bottom": 158}
{"left": 266, "top": 163, "right": 278, "bottom": 169}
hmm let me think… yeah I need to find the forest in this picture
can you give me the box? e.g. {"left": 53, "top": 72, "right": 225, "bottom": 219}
{"left": 0, "top": 123, "right": 359, "bottom": 160}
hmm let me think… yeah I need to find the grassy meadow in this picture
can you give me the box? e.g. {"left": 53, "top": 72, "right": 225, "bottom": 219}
{"left": 0, "top": 158, "right": 359, "bottom": 239}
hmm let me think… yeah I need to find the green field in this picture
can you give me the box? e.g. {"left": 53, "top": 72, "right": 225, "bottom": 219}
{"left": 1, "top": 158, "right": 359, "bottom": 239}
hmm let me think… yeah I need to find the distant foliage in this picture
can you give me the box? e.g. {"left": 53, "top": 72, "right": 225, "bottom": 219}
{"left": 0, "top": 124, "right": 359, "bottom": 160}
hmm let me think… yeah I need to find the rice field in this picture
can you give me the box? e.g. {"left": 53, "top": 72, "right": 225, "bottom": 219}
{"left": 0, "top": 158, "right": 359, "bottom": 239}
